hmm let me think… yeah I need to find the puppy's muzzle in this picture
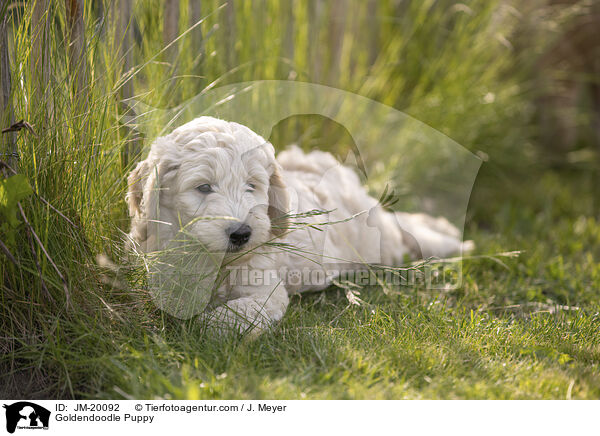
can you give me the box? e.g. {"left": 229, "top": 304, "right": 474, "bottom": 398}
{"left": 227, "top": 223, "right": 252, "bottom": 249}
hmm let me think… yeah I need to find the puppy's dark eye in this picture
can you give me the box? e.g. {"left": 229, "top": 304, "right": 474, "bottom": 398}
{"left": 246, "top": 183, "right": 256, "bottom": 192}
{"left": 197, "top": 184, "right": 213, "bottom": 193}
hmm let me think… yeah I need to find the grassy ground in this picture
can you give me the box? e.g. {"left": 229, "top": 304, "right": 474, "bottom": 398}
{"left": 89, "top": 170, "right": 600, "bottom": 400}
{"left": 6, "top": 168, "right": 599, "bottom": 400}
{"left": 1, "top": 0, "right": 599, "bottom": 399}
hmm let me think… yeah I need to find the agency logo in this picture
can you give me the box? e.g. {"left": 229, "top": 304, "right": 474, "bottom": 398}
{"left": 3, "top": 402, "right": 50, "bottom": 434}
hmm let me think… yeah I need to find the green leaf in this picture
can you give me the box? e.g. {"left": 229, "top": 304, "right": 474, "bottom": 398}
{"left": 0, "top": 174, "right": 34, "bottom": 228}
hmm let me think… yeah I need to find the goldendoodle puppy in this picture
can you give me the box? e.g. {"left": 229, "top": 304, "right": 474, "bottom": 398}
{"left": 127, "top": 117, "right": 471, "bottom": 333}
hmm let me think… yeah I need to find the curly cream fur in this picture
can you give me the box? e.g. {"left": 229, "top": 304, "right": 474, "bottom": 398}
{"left": 127, "top": 117, "right": 471, "bottom": 334}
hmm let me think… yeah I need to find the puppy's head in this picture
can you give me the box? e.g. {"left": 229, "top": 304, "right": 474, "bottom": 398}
{"left": 126, "top": 117, "right": 289, "bottom": 254}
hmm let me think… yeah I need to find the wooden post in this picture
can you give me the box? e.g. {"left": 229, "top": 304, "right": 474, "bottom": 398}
{"left": 224, "top": 0, "right": 236, "bottom": 71}
{"left": 116, "top": 0, "right": 141, "bottom": 167}
{"left": 163, "top": 0, "right": 180, "bottom": 66}
{"left": 366, "top": 0, "right": 378, "bottom": 67}
{"left": 189, "top": 0, "right": 203, "bottom": 72}
{"left": 251, "top": 0, "right": 265, "bottom": 71}
{"left": 327, "top": 0, "right": 346, "bottom": 86}
{"left": 0, "top": 0, "right": 16, "bottom": 170}
{"left": 30, "top": 0, "right": 51, "bottom": 122}
{"left": 280, "top": 0, "right": 294, "bottom": 79}
{"left": 66, "top": 0, "right": 87, "bottom": 108}
{"left": 307, "top": 0, "right": 321, "bottom": 82}
{"left": 116, "top": 0, "right": 134, "bottom": 96}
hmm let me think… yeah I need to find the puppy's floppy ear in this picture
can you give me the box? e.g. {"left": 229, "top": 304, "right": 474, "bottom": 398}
{"left": 126, "top": 159, "right": 153, "bottom": 244}
{"left": 126, "top": 159, "right": 150, "bottom": 217}
{"left": 268, "top": 164, "right": 290, "bottom": 237}
{"left": 127, "top": 158, "right": 180, "bottom": 248}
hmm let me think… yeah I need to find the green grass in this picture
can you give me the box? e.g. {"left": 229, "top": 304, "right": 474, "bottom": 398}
{"left": 5, "top": 170, "right": 599, "bottom": 400}
{"left": 89, "top": 171, "right": 600, "bottom": 400}
{"left": 1, "top": 0, "right": 599, "bottom": 399}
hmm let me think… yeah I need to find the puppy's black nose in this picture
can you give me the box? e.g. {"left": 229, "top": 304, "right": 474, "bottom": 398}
{"left": 228, "top": 224, "right": 252, "bottom": 247}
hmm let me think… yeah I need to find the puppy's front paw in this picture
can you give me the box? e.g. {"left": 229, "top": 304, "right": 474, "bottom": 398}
{"left": 198, "top": 284, "right": 289, "bottom": 338}
{"left": 198, "top": 297, "right": 281, "bottom": 337}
